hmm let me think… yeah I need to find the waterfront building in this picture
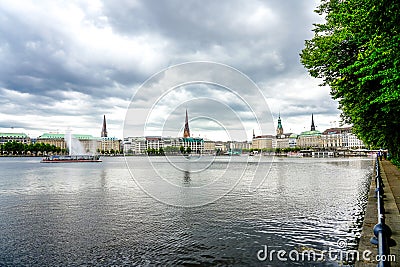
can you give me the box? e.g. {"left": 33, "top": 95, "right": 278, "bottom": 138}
{"left": 253, "top": 115, "right": 296, "bottom": 150}
{"left": 0, "top": 133, "right": 31, "bottom": 145}
{"left": 276, "top": 137, "right": 290, "bottom": 149}
{"left": 37, "top": 133, "right": 66, "bottom": 149}
{"left": 37, "top": 133, "right": 99, "bottom": 153}
{"left": 345, "top": 133, "right": 365, "bottom": 149}
{"left": 298, "top": 115, "right": 322, "bottom": 148}
{"left": 146, "top": 136, "right": 164, "bottom": 151}
{"left": 322, "top": 127, "right": 365, "bottom": 149}
{"left": 123, "top": 137, "right": 147, "bottom": 154}
{"left": 180, "top": 137, "right": 204, "bottom": 154}
{"left": 227, "top": 141, "right": 251, "bottom": 154}
{"left": 36, "top": 115, "right": 121, "bottom": 154}
{"left": 321, "top": 128, "right": 344, "bottom": 149}
{"left": 98, "top": 115, "right": 121, "bottom": 153}
{"left": 215, "top": 141, "right": 227, "bottom": 153}
{"left": 274, "top": 115, "right": 291, "bottom": 149}
{"left": 322, "top": 127, "right": 352, "bottom": 135}
{"left": 123, "top": 134, "right": 205, "bottom": 154}
{"left": 99, "top": 136, "right": 121, "bottom": 153}
{"left": 162, "top": 137, "right": 181, "bottom": 152}
{"left": 179, "top": 110, "right": 204, "bottom": 154}
{"left": 252, "top": 135, "right": 274, "bottom": 150}
{"left": 203, "top": 140, "right": 216, "bottom": 154}
{"left": 298, "top": 130, "right": 322, "bottom": 148}
{"left": 288, "top": 134, "right": 299, "bottom": 148}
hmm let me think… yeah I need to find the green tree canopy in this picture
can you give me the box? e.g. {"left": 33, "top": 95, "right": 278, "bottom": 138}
{"left": 300, "top": 0, "right": 400, "bottom": 158}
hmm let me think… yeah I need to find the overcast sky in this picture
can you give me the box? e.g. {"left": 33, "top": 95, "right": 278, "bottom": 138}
{"left": 0, "top": 0, "right": 342, "bottom": 141}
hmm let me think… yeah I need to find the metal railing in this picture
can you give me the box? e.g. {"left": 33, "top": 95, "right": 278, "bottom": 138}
{"left": 370, "top": 157, "right": 396, "bottom": 267}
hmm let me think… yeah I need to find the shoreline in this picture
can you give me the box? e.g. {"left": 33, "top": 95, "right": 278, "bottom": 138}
{"left": 356, "top": 159, "right": 400, "bottom": 266}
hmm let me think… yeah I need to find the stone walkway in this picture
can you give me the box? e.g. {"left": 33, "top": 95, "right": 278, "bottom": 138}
{"left": 356, "top": 159, "right": 400, "bottom": 267}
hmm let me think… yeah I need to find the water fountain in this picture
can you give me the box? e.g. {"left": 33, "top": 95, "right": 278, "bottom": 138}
{"left": 40, "top": 130, "right": 101, "bottom": 162}
{"left": 64, "top": 130, "right": 86, "bottom": 155}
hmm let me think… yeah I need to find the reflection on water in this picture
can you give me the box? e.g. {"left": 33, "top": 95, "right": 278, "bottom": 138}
{"left": 0, "top": 157, "right": 373, "bottom": 266}
{"left": 183, "top": 170, "right": 191, "bottom": 184}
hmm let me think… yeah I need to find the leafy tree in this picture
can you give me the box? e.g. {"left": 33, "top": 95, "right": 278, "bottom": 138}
{"left": 147, "top": 148, "right": 157, "bottom": 155}
{"left": 3, "top": 141, "right": 21, "bottom": 154}
{"left": 164, "top": 146, "right": 179, "bottom": 154}
{"left": 300, "top": 0, "right": 400, "bottom": 159}
{"left": 186, "top": 147, "right": 192, "bottom": 154}
{"left": 262, "top": 148, "right": 274, "bottom": 153}
{"left": 179, "top": 146, "right": 185, "bottom": 154}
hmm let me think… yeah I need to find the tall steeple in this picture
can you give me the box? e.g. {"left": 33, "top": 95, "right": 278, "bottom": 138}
{"left": 311, "top": 114, "right": 316, "bottom": 131}
{"left": 101, "top": 115, "right": 108, "bottom": 137}
{"left": 183, "top": 109, "right": 190, "bottom": 138}
{"left": 252, "top": 129, "right": 255, "bottom": 139}
{"left": 276, "top": 112, "right": 283, "bottom": 136}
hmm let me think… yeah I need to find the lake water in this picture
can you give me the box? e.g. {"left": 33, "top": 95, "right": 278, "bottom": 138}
{"left": 0, "top": 156, "right": 373, "bottom": 266}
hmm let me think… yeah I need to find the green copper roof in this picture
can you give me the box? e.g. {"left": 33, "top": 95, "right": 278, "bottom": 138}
{"left": 289, "top": 133, "right": 299, "bottom": 138}
{"left": 38, "top": 133, "right": 64, "bottom": 139}
{"left": 0, "top": 133, "right": 29, "bottom": 138}
{"left": 300, "top": 130, "right": 322, "bottom": 136}
{"left": 38, "top": 133, "right": 97, "bottom": 140}
{"left": 73, "top": 134, "right": 97, "bottom": 140}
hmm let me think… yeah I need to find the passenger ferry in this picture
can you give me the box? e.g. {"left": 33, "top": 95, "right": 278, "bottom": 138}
{"left": 41, "top": 154, "right": 102, "bottom": 163}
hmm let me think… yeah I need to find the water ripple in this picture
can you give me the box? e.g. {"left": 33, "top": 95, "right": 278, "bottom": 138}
{"left": 0, "top": 157, "right": 373, "bottom": 266}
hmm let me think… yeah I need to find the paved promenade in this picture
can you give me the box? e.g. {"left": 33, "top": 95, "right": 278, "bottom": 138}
{"left": 357, "top": 159, "right": 400, "bottom": 267}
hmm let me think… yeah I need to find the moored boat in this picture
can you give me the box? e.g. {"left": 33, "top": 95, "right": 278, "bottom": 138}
{"left": 41, "top": 155, "right": 102, "bottom": 163}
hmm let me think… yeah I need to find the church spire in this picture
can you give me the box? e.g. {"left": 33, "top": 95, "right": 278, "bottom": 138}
{"left": 311, "top": 114, "right": 315, "bottom": 131}
{"left": 276, "top": 112, "right": 284, "bottom": 136}
{"left": 183, "top": 109, "right": 190, "bottom": 138}
{"left": 101, "top": 115, "right": 108, "bottom": 137}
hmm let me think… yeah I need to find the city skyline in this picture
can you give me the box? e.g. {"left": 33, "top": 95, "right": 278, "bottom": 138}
{"left": 1, "top": 112, "right": 350, "bottom": 142}
{"left": 0, "top": 1, "right": 342, "bottom": 141}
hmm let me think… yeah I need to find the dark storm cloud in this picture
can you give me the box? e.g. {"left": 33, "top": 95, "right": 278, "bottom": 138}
{"left": 102, "top": 0, "right": 319, "bottom": 79}
{"left": 0, "top": 1, "right": 152, "bottom": 100}
{"left": 0, "top": 0, "right": 338, "bottom": 138}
